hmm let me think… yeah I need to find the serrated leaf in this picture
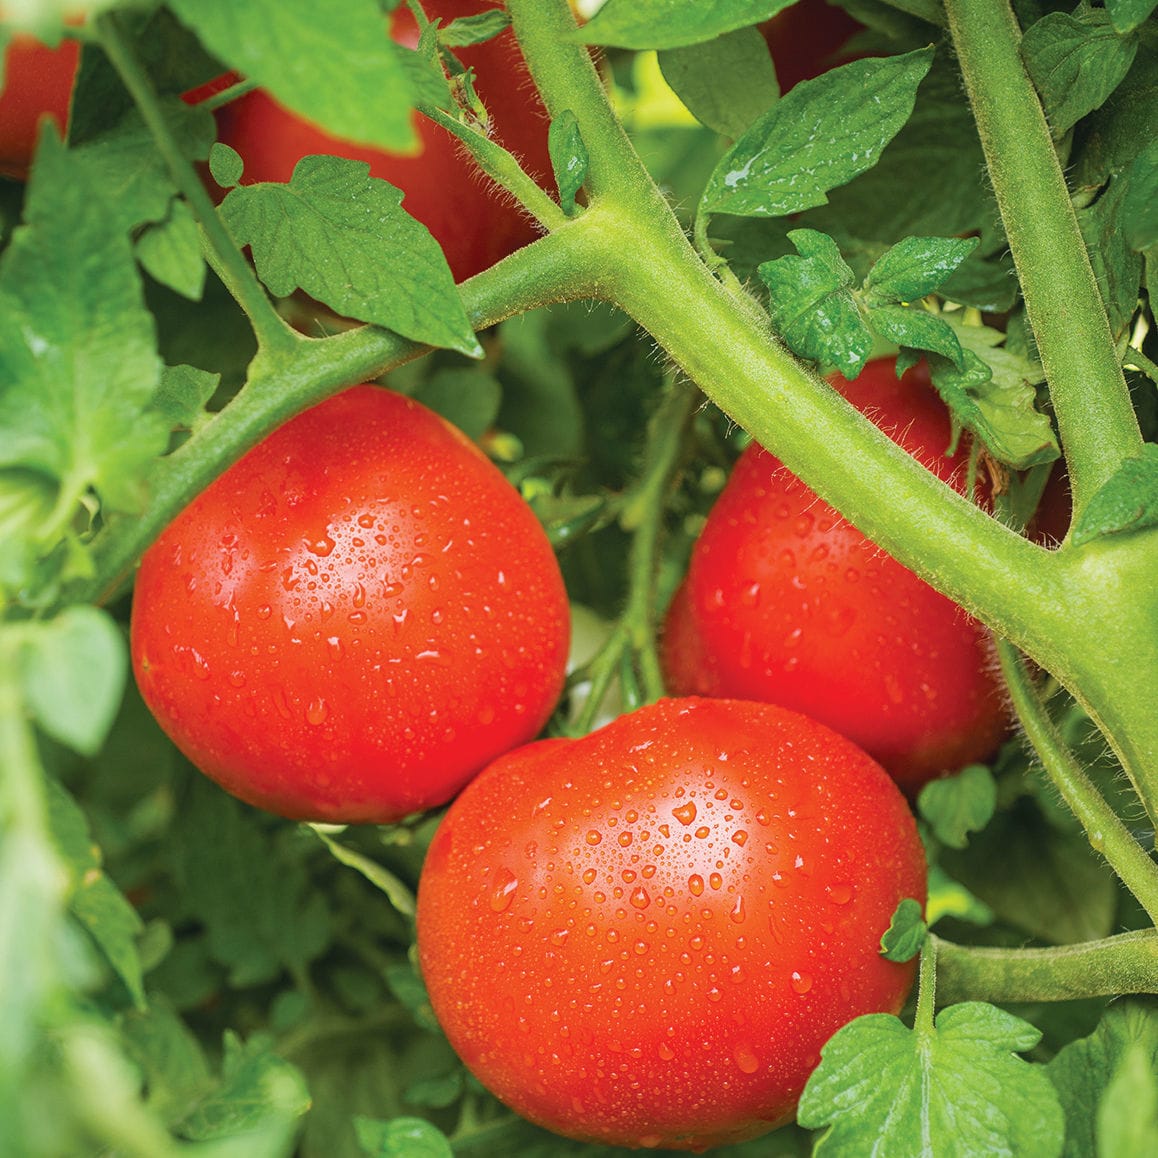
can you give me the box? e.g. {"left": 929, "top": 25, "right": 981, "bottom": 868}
{"left": 701, "top": 48, "right": 934, "bottom": 219}
{"left": 153, "top": 364, "right": 220, "bottom": 433}
{"left": 1122, "top": 139, "right": 1158, "bottom": 250}
{"left": 136, "top": 198, "right": 207, "bottom": 302}
{"left": 221, "top": 156, "right": 481, "bottom": 356}
{"left": 926, "top": 864, "right": 996, "bottom": 927}
{"left": 1047, "top": 997, "right": 1158, "bottom": 1158}
{"left": 120, "top": 1001, "right": 215, "bottom": 1127}
{"left": 167, "top": 0, "right": 415, "bottom": 152}
{"left": 1022, "top": 4, "right": 1139, "bottom": 139}
{"left": 918, "top": 764, "right": 997, "bottom": 850}
{"left": 1105, "top": 0, "right": 1158, "bottom": 34}
{"left": 658, "top": 26, "right": 779, "bottom": 139}
{"left": 573, "top": 0, "right": 795, "bottom": 50}
{"left": 21, "top": 606, "right": 128, "bottom": 757}
{"left": 880, "top": 897, "right": 927, "bottom": 962}
{"left": 439, "top": 9, "right": 510, "bottom": 49}
{"left": 758, "top": 228, "right": 873, "bottom": 377}
{"left": 1071, "top": 444, "right": 1158, "bottom": 546}
{"left": 354, "top": 1115, "right": 453, "bottom": 1157}
{"left": 0, "top": 131, "right": 166, "bottom": 518}
{"left": 548, "top": 109, "right": 588, "bottom": 217}
{"left": 800, "top": 1003, "right": 1064, "bottom": 1156}
{"left": 312, "top": 829, "right": 416, "bottom": 920}
{"left": 1077, "top": 171, "right": 1145, "bottom": 342}
{"left": 868, "top": 305, "right": 966, "bottom": 368}
{"left": 865, "top": 235, "right": 980, "bottom": 303}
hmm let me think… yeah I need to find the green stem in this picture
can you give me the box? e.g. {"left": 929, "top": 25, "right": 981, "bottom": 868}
{"left": 997, "top": 639, "right": 1158, "bottom": 914}
{"left": 94, "top": 12, "right": 293, "bottom": 351}
{"left": 943, "top": 0, "right": 1142, "bottom": 516}
{"left": 933, "top": 931, "right": 1158, "bottom": 1005}
{"left": 914, "top": 937, "right": 937, "bottom": 1035}
{"left": 1125, "top": 345, "right": 1158, "bottom": 388}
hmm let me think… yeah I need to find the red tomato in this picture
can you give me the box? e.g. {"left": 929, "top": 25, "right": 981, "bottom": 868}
{"left": 760, "top": 0, "right": 862, "bottom": 93}
{"left": 417, "top": 696, "right": 926, "bottom": 1150}
{"left": 214, "top": 1, "right": 552, "bottom": 282}
{"left": 0, "top": 30, "right": 79, "bottom": 179}
{"left": 130, "top": 385, "right": 570, "bottom": 824}
{"left": 662, "top": 358, "right": 1009, "bottom": 793}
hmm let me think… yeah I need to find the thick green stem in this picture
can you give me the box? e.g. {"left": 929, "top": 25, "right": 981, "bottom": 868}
{"left": 998, "top": 639, "right": 1158, "bottom": 906}
{"left": 943, "top": 0, "right": 1142, "bottom": 516}
{"left": 933, "top": 931, "right": 1158, "bottom": 1006}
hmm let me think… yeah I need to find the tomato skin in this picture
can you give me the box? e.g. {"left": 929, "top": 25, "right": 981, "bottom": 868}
{"left": 760, "top": 0, "right": 862, "bottom": 93}
{"left": 130, "top": 385, "right": 570, "bottom": 824}
{"left": 417, "top": 697, "right": 926, "bottom": 1150}
{"left": 214, "top": 1, "right": 551, "bottom": 282}
{"left": 662, "top": 358, "right": 1009, "bottom": 793}
{"left": 0, "top": 31, "right": 79, "bottom": 179}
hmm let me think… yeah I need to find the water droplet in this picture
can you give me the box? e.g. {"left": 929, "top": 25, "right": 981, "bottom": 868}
{"left": 709, "top": 873, "right": 723, "bottom": 890}
{"left": 228, "top": 670, "right": 246, "bottom": 688}
{"left": 633, "top": 939, "right": 649, "bottom": 956}
{"left": 732, "top": 830, "right": 748, "bottom": 847}
{"left": 672, "top": 802, "right": 697, "bottom": 826}
{"left": 730, "top": 895, "right": 746, "bottom": 924}
{"left": 582, "top": 868, "right": 597, "bottom": 885}
{"left": 586, "top": 830, "right": 602, "bottom": 846}
{"left": 629, "top": 886, "right": 651, "bottom": 910}
{"left": 688, "top": 874, "right": 704, "bottom": 897}
{"left": 618, "top": 831, "right": 633, "bottom": 847}
{"left": 657, "top": 1042, "right": 675, "bottom": 1061}
{"left": 256, "top": 604, "right": 272, "bottom": 620}
{"left": 489, "top": 868, "right": 518, "bottom": 912}
{"left": 306, "top": 698, "right": 328, "bottom": 726}
{"left": 550, "top": 928, "right": 569, "bottom": 947}
{"left": 885, "top": 673, "right": 905, "bottom": 704}
{"left": 734, "top": 1044, "right": 760, "bottom": 1074}
{"left": 695, "top": 826, "right": 711, "bottom": 840}
{"left": 791, "top": 971, "right": 813, "bottom": 995}
{"left": 358, "top": 513, "right": 375, "bottom": 528}
{"left": 308, "top": 535, "right": 335, "bottom": 557}
{"left": 740, "top": 582, "right": 761, "bottom": 608}
{"left": 352, "top": 582, "right": 366, "bottom": 608}
{"left": 347, "top": 611, "right": 367, "bottom": 625}
{"left": 827, "top": 882, "right": 854, "bottom": 905}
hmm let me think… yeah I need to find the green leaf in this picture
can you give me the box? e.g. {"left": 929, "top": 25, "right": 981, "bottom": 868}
{"left": 210, "top": 142, "right": 245, "bottom": 190}
{"left": 918, "top": 764, "right": 997, "bottom": 850}
{"left": 438, "top": 9, "right": 510, "bottom": 49}
{"left": 21, "top": 606, "right": 128, "bottom": 757}
{"left": 929, "top": 321, "right": 1058, "bottom": 470}
{"left": 926, "top": 864, "right": 995, "bottom": 928}
{"left": 1122, "top": 138, "right": 1158, "bottom": 251}
{"left": 758, "top": 228, "right": 873, "bottom": 377}
{"left": 354, "top": 1115, "right": 453, "bottom": 1157}
{"left": 864, "top": 235, "right": 980, "bottom": 303}
{"left": 1106, "top": 0, "right": 1158, "bottom": 34}
{"left": 1076, "top": 171, "right": 1145, "bottom": 342}
{"left": 700, "top": 49, "right": 934, "bottom": 219}
{"left": 658, "top": 26, "right": 779, "bottom": 139}
{"left": 573, "top": 0, "right": 795, "bottom": 50}
{"left": 867, "top": 305, "right": 966, "bottom": 368}
{"left": 153, "top": 364, "right": 220, "bottom": 434}
{"left": 44, "top": 777, "right": 145, "bottom": 1007}
{"left": 880, "top": 897, "right": 927, "bottom": 963}
{"left": 1022, "top": 4, "right": 1139, "bottom": 139}
{"left": 119, "top": 1001, "right": 215, "bottom": 1127}
{"left": 0, "top": 131, "right": 166, "bottom": 518}
{"left": 412, "top": 367, "right": 502, "bottom": 441}
{"left": 167, "top": 0, "right": 416, "bottom": 152}
{"left": 220, "top": 156, "right": 482, "bottom": 357}
{"left": 1099, "top": 1041, "right": 1158, "bottom": 1157}
{"left": 136, "top": 199, "right": 207, "bottom": 302}
{"left": 1047, "top": 997, "right": 1158, "bottom": 1158}
{"left": 547, "top": 109, "right": 589, "bottom": 217}
{"left": 1071, "top": 444, "right": 1158, "bottom": 546}
{"left": 799, "top": 1004, "right": 1064, "bottom": 1156}
{"left": 312, "top": 828, "right": 417, "bottom": 920}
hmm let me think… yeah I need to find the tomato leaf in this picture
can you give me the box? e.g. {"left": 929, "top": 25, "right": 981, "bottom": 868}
{"left": 1070, "top": 444, "right": 1158, "bottom": 546}
{"left": 135, "top": 199, "right": 206, "bottom": 302}
{"left": 412, "top": 367, "right": 503, "bottom": 441}
{"left": 1047, "top": 998, "right": 1158, "bottom": 1157}
{"left": 757, "top": 228, "right": 874, "bottom": 378}
{"left": 438, "top": 9, "right": 510, "bottom": 49}
{"left": 926, "top": 864, "right": 996, "bottom": 928}
{"left": 572, "top": 0, "right": 796, "bottom": 50}
{"left": 167, "top": 0, "right": 416, "bottom": 152}
{"left": 312, "top": 829, "right": 417, "bottom": 920}
{"left": 1105, "top": 0, "right": 1158, "bottom": 33}
{"left": 0, "top": 130, "right": 166, "bottom": 519}
{"left": 799, "top": 1004, "right": 1065, "bottom": 1156}
{"left": 918, "top": 764, "right": 997, "bottom": 850}
{"left": 880, "top": 898, "right": 927, "bottom": 963}
{"left": 658, "top": 26, "right": 779, "bottom": 139}
{"left": 1077, "top": 172, "right": 1147, "bottom": 343}
{"left": 548, "top": 109, "right": 589, "bottom": 218}
{"left": 1122, "top": 139, "right": 1158, "bottom": 251}
{"left": 220, "top": 155, "right": 483, "bottom": 357}
{"left": 1021, "top": 4, "right": 1139, "bottom": 139}
{"left": 700, "top": 48, "right": 933, "bottom": 219}
{"left": 864, "top": 235, "right": 980, "bottom": 304}
{"left": 867, "top": 305, "right": 967, "bottom": 369}
{"left": 354, "top": 1115, "right": 453, "bottom": 1157}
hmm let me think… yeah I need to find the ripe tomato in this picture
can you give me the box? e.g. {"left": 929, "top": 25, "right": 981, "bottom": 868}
{"left": 662, "top": 358, "right": 1009, "bottom": 793}
{"left": 130, "top": 385, "right": 570, "bottom": 824}
{"left": 214, "top": 1, "right": 552, "bottom": 282}
{"left": 0, "top": 29, "right": 79, "bottom": 179}
{"left": 760, "top": 0, "right": 862, "bottom": 93}
{"left": 417, "top": 696, "right": 925, "bottom": 1150}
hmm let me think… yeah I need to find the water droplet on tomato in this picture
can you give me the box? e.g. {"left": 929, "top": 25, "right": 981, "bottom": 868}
{"left": 657, "top": 1042, "right": 675, "bottom": 1061}
{"left": 734, "top": 1044, "right": 760, "bottom": 1074}
{"left": 629, "top": 886, "right": 650, "bottom": 910}
{"left": 582, "top": 868, "right": 597, "bottom": 885}
{"left": 709, "top": 872, "right": 723, "bottom": 890}
{"left": 256, "top": 605, "right": 272, "bottom": 620}
{"left": 357, "top": 514, "right": 375, "bottom": 528}
{"left": 732, "top": 830, "right": 748, "bottom": 847}
{"left": 827, "top": 882, "right": 854, "bottom": 905}
{"left": 688, "top": 874, "right": 704, "bottom": 897}
{"left": 672, "top": 802, "right": 697, "bottom": 826}
{"left": 730, "top": 895, "right": 746, "bottom": 924}
{"left": 550, "top": 928, "right": 569, "bottom": 947}
{"left": 306, "top": 698, "right": 328, "bottom": 726}
{"left": 489, "top": 868, "right": 518, "bottom": 912}
{"left": 586, "top": 830, "right": 602, "bottom": 846}
{"left": 791, "top": 971, "right": 813, "bottom": 995}
{"left": 740, "top": 582, "right": 761, "bottom": 608}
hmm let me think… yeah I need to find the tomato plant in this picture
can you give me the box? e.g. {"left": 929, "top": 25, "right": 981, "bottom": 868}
{"left": 214, "top": 0, "right": 552, "bottom": 282}
{"left": 3, "top": 0, "right": 1158, "bottom": 1155}
{"left": 130, "top": 385, "right": 570, "bottom": 823}
{"left": 417, "top": 696, "right": 925, "bottom": 1150}
{"left": 663, "top": 357, "right": 1008, "bottom": 792}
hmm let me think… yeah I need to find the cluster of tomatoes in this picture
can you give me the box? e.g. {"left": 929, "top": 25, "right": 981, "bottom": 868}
{"left": 4, "top": 2, "right": 1012, "bottom": 1150}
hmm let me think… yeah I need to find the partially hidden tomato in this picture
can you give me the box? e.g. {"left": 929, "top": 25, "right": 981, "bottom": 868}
{"left": 214, "top": 0, "right": 552, "bottom": 282}
{"left": 130, "top": 385, "right": 570, "bottom": 824}
{"left": 0, "top": 29, "right": 79, "bottom": 179}
{"left": 417, "top": 696, "right": 926, "bottom": 1151}
{"left": 662, "top": 358, "right": 1009, "bottom": 794}
{"left": 760, "top": 0, "right": 863, "bottom": 93}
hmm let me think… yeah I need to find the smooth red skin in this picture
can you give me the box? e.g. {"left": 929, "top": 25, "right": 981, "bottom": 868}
{"left": 760, "top": 0, "right": 863, "bottom": 93}
{"left": 214, "top": 1, "right": 552, "bottom": 283}
{"left": 662, "top": 359, "right": 1009, "bottom": 794}
{"left": 0, "top": 32, "right": 78, "bottom": 179}
{"left": 130, "top": 385, "right": 570, "bottom": 824}
{"left": 417, "top": 697, "right": 926, "bottom": 1151}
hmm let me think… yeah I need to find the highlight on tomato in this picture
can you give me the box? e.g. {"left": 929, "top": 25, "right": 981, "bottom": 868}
{"left": 130, "top": 385, "right": 571, "bottom": 824}
{"left": 417, "top": 696, "right": 927, "bottom": 1151}
{"left": 662, "top": 357, "right": 1009, "bottom": 794}
{"left": 213, "top": 0, "right": 553, "bottom": 282}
